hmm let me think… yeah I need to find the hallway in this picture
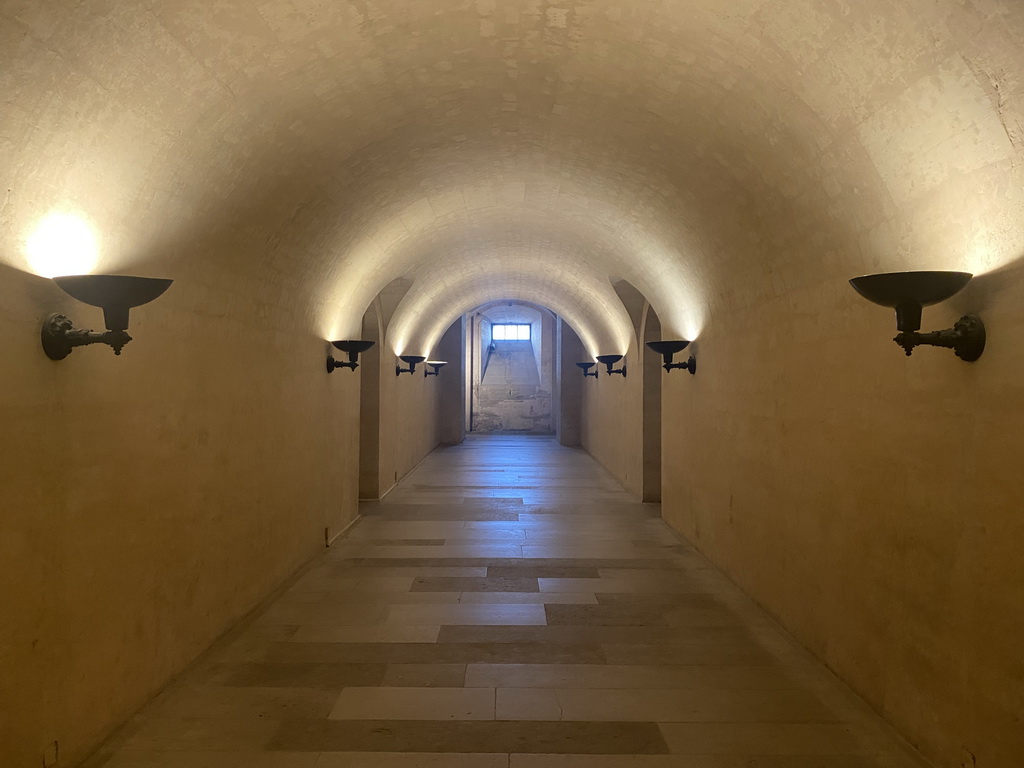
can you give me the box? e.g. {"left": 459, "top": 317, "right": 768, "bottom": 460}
{"left": 85, "top": 435, "right": 926, "bottom": 767}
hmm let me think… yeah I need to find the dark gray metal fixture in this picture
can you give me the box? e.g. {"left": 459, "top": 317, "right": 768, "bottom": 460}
{"left": 646, "top": 340, "right": 697, "bottom": 374}
{"left": 424, "top": 360, "right": 448, "bottom": 377}
{"left": 41, "top": 274, "right": 173, "bottom": 360}
{"left": 327, "top": 340, "right": 375, "bottom": 372}
{"left": 576, "top": 362, "right": 598, "bottom": 378}
{"left": 849, "top": 271, "right": 985, "bottom": 361}
{"left": 396, "top": 354, "right": 426, "bottom": 376}
{"left": 595, "top": 354, "right": 627, "bottom": 377}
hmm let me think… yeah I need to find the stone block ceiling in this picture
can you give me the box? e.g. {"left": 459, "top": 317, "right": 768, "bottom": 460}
{"left": 4, "top": 0, "right": 1023, "bottom": 354}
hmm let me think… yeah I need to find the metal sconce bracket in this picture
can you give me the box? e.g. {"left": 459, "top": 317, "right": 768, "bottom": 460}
{"left": 646, "top": 340, "right": 696, "bottom": 375}
{"left": 595, "top": 354, "right": 627, "bottom": 377}
{"left": 666, "top": 354, "right": 697, "bottom": 375}
{"left": 327, "top": 340, "right": 375, "bottom": 373}
{"left": 42, "top": 313, "right": 132, "bottom": 359}
{"left": 893, "top": 315, "right": 985, "bottom": 361}
{"left": 41, "top": 275, "right": 173, "bottom": 360}
{"left": 849, "top": 271, "right": 986, "bottom": 362}
{"left": 396, "top": 355, "right": 426, "bottom": 376}
{"left": 576, "top": 362, "right": 598, "bottom": 378}
{"left": 424, "top": 361, "right": 447, "bottom": 377}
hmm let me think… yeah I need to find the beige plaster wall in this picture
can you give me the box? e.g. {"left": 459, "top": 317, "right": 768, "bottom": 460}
{"left": 580, "top": 335, "right": 644, "bottom": 499}
{"left": 378, "top": 366, "right": 439, "bottom": 496}
{"left": 375, "top": 321, "right": 459, "bottom": 499}
{"left": 556, "top": 319, "right": 583, "bottom": 447}
{"left": 662, "top": 268, "right": 1024, "bottom": 767}
{"left": 0, "top": 263, "right": 363, "bottom": 767}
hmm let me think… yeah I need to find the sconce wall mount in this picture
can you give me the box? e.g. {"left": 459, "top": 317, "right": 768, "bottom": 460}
{"left": 595, "top": 354, "right": 627, "bottom": 377}
{"left": 646, "top": 340, "right": 697, "bottom": 375}
{"left": 42, "top": 275, "right": 173, "bottom": 360}
{"left": 396, "top": 355, "right": 426, "bottom": 376}
{"left": 576, "top": 362, "right": 598, "bottom": 378}
{"left": 424, "top": 361, "right": 447, "bottom": 377}
{"left": 327, "top": 340, "right": 375, "bottom": 372}
{"left": 849, "top": 271, "right": 985, "bottom": 361}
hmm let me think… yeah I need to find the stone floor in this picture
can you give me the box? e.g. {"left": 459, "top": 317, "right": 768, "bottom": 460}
{"left": 85, "top": 435, "right": 930, "bottom": 767}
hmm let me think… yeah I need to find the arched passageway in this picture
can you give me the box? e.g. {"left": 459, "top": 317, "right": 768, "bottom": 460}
{"left": 3, "top": 2, "right": 1024, "bottom": 767}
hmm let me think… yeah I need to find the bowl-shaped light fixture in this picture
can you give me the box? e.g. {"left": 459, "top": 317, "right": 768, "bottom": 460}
{"left": 849, "top": 271, "right": 984, "bottom": 361}
{"left": 646, "top": 340, "right": 696, "bottom": 375}
{"left": 327, "top": 339, "right": 375, "bottom": 372}
{"left": 595, "top": 354, "right": 627, "bottom": 377}
{"left": 424, "top": 360, "right": 448, "bottom": 377}
{"left": 849, "top": 271, "right": 971, "bottom": 331}
{"left": 396, "top": 354, "right": 426, "bottom": 376}
{"left": 575, "top": 361, "right": 598, "bottom": 378}
{"left": 42, "top": 274, "right": 173, "bottom": 360}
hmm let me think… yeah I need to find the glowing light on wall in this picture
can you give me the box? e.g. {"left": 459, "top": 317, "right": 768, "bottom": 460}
{"left": 25, "top": 211, "right": 100, "bottom": 278}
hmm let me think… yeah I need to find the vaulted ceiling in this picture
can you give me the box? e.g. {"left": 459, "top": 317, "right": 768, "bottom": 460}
{"left": 4, "top": 0, "right": 1023, "bottom": 355}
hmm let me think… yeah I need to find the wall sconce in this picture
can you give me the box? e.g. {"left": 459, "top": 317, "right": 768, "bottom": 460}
{"left": 396, "top": 355, "right": 426, "bottom": 376}
{"left": 41, "top": 274, "right": 173, "bottom": 360}
{"left": 646, "top": 340, "right": 697, "bottom": 375}
{"left": 849, "top": 271, "right": 985, "bottom": 361}
{"left": 576, "top": 362, "right": 598, "bottom": 378}
{"left": 424, "top": 361, "right": 447, "bottom": 377}
{"left": 327, "top": 340, "right": 375, "bottom": 372}
{"left": 595, "top": 354, "right": 627, "bottom": 377}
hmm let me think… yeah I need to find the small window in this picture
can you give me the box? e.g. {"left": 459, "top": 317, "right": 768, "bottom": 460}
{"left": 492, "top": 323, "right": 531, "bottom": 340}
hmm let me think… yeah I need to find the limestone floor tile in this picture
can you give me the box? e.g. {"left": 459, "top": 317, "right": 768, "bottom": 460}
{"left": 460, "top": 591, "right": 598, "bottom": 604}
{"left": 336, "top": 544, "right": 525, "bottom": 559}
{"left": 465, "top": 663, "right": 802, "bottom": 690}
{"left": 328, "top": 687, "right": 496, "bottom": 720}
{"left": 316, "top": 566, "right": 490, "bottom": 578}
{"left": 268, "top": 719, "right": 670, "bottom": 754}
{"left": 461, "top": 521, "right": 537, "bottom": 533}
{"left": 533, "top": 687, "right": 838, "bottom": 723}
{"left": 315, "top": 754, "right": 509, "bottom": 768}
{"left": 539, "top": 577, "right": 699, "bottom": 593}
{"left": 430, "top": 529, "right": 529, "bottom": 542}
{"left": 289, "top": 591, "right": 461, "bottom": 605}
{"left": 381, "top": 663, "right": 468, "bottom": 687}
{"left": 521, "top": 545, "right": 673, "bottom": 559}
{"left": 658, "top": 722, "right": 898, "bottom": 755}
{"left": 262, "top": 640, "right": 607, "bottom": 665}
{"left": 384, "top": 603, "right": 547, "bottom": 626}
{"left": 600, "top": 642, "right": 779, "bottom": 666}
{"left": 488, "top": 564, "right": 601, "bottom": 578}
{"left": 289, "top": 625, "right": 441, "bottom": 643}
{"left": 543, "top": 603, "right": 671, "bottom": 627}
{"left": 412, "top": 575, "right": 540, "bottom": 592}
{"left": 496, "top": 688, "right": 562, "bottom": 720}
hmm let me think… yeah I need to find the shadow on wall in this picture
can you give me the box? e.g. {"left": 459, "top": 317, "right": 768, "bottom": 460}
{"left": 0, "top": 262, "right": 68, "bottom": 314}
{"left": 958, "top": 252, "right": 1024, "bottom": 313}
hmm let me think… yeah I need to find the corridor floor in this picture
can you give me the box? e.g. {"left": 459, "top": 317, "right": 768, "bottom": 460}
{"left": 86, "top": 435, "right": 928, "bottom": 768}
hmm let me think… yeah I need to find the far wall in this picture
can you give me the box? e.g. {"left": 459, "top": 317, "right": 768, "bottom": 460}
{"left": 471, "top": 306, "right": 554, "bottom": 433}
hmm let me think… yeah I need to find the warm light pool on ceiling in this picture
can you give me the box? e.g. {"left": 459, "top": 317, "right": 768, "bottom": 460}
{"left": 25, "top": 211, "right": 100, "bottom": 278}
